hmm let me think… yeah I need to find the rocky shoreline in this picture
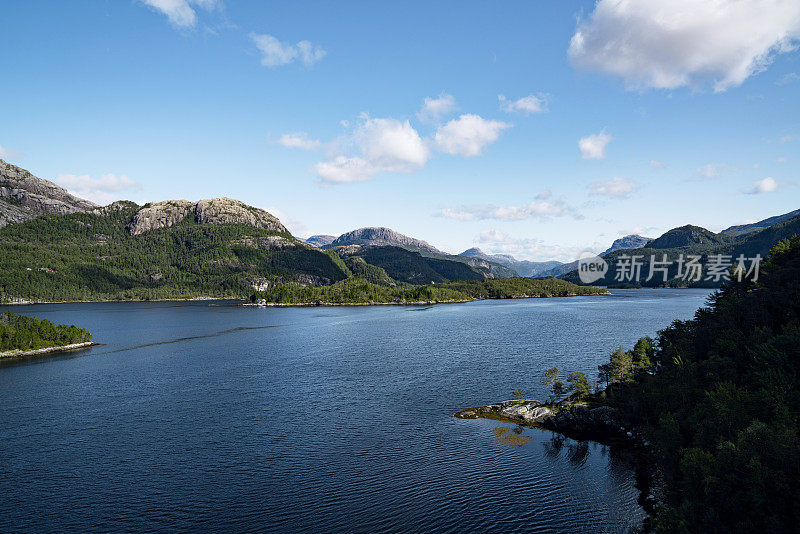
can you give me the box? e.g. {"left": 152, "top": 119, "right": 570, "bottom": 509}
{"left": 0, "top": 341, "right": 97, "bottom": 359}
{"left": 455, "top": 399, "right": 659, "bottom": 515}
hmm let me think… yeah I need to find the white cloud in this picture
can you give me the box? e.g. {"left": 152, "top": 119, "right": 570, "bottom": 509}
{"left": 745, "top": 177, "right": 779, "bottom": 194}
{"left": 693, "top": 164, "right": 721, "bottom": 179}
{"left": 474, "top": 229, "right": 595, "bottom": 262}
{"left": 579, "top": 132, "right": 611, "bottom": 159}
{"left": 0, "top": 145, "right": 22, "bottom": 161}
{"left": 250, "top": 33, "right": 326, "bottom": 67}
{"left": 589, "top": 177, "right": 638, "bottom": 198}
{"left": 568, "top": 0, "right": 800, "bottom": 92}
{"left": 309, "top": 108, "right": 510, "bottom": 184}
{"left": 417, "top": 92, "right": 457, "bottom": 123}
{"left": 277, "top": 133, "right": 321, "bottom": 150}
{"left": 315, "top": 116, "right": 429, "bottom": 183}
{"left": 498, "top": 94, "right": 547, "bottom": 114}
{"left": 141, "top": 0, "right": 219, "bottom": 28}
{"left": 439, "top": 193, "right": 577, "bottom": 221}
{"left": 55, "top": 173, "right": 142, "bottom": 205}
{"left": 433, "top": 114, "right": 511, "bottom": 157}
{"left": 649, "top": 159, "right": 666, "bottom": 169}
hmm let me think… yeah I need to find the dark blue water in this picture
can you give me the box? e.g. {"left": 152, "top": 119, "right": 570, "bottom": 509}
{"left": 0, "top": 289, "right": 712, "bottom": 533}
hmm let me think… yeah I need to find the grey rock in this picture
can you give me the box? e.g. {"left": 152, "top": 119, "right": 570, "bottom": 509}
{"left": 127, "top": 200, "right": 194, "bottom": 235}
{"left": 195, "top": 198, "right": 285, "bottom": 232}
{"left": 127, "top": 197, "right": 287, "bottom": 236}
{"left": 0, "top": 159, "right": 96, "bottom": 228}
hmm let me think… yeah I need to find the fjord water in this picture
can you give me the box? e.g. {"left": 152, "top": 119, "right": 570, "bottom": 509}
{"left": 0, "top": 289, "right": 712, "bottom": 533}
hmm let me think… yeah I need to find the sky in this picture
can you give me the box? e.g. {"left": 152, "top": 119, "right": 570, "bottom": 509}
{"left": 1, "top": 0, "right": 799, "bottom": 261}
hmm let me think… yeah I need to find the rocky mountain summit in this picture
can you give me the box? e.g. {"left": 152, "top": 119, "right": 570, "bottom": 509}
{"left": 601, "top": 234, "right": 653, "bottom": 256}
{"left": 325, "top": 227, "right": 445, "bottom": 255}
{"left": 304, "top": 234, "right": 337, "bottom": 248}
{"left": 127, "top": 197, "right": 287, "bottom": 236}
{"left": 646, "top": 225, "right": 723, "bottom": 249}
{"left": 0, "top": 159, "right": 96, "bottom": 228}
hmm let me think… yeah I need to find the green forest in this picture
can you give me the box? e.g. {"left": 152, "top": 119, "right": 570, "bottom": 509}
{"left": 0, "top": 311, "right": 92, "bottom": 353}
{"left": 583, "top": 236, "right": 800, "bottom": 531}
{"left": 0, "top": 204, "right": 603, "bottom": 304}
{"left": 0, "top": 203, "right": 350, "bottom": 302}
{"left": 251, "top": 276, "right": 608, "bottom": 304}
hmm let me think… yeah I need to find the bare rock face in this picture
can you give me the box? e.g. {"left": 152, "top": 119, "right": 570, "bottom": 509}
{"left": 327, "top": 227, "right": 444, "bottom": 254}
{"left": 127, "top": 200, "right": 194, "bottom": 236}
{"left": 0, "top": 159, "right": 96, "bottom": 228}
{"left": 195, "top": 198, "right": 285, "bottom": 232}
{"left": 126, "top": 197, "right": 288, "bottom": 236}
{"left": 305, "top": 234, "right": 337, "bottom": 248}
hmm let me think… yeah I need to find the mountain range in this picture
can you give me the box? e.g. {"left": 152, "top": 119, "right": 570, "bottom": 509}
{"left": 0, "top": 158, "right": 797, "bottom": 299}
{"left": 458, "top": 248, "right": 562, "bottom": 277}
{"left": 560, "top": 212, "right": 800, "bottom": 287}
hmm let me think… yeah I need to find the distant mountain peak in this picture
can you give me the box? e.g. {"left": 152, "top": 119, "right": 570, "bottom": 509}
{"left": 720, "top": 209, "right": 800, "bottom": 238}
{"left": 647, "top": 225, "right": 721, "bottom": 249}
{"left": 326, "top": 227, "right": 444, "bottom": 255}
{"left": 305, "top": 235, "right": 337, "bottom": 248}
{"left": 459, "top": 247, "right": 562, "bottom": 277}
{"left": 0, "top": 159, "right": 96, "bottom": 228}
{"left": 601, "top": 234, "right": 653, "bottom": 256}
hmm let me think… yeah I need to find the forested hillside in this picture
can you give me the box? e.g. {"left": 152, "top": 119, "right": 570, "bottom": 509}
{"left": 562, "top": 214, "right": 800, "bottom": 287}
{"left": 593, "top": 236, "right": 800, "bottom": 531}
{"left": 0, "top": 202, "right": 349, "bottom": 301}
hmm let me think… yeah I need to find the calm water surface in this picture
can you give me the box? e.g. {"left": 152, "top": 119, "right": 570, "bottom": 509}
{"left": 0, "top": 289, "right": 713, "bottom": 533}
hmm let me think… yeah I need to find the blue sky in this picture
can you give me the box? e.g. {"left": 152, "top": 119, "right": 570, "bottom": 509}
{"left": 1, "top": 0, "right": 799, "bottom": 261}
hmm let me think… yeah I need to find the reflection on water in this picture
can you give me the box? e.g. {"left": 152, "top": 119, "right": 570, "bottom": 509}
{"left": 491, "top": 425, "right": 628, "bottom": 474}
{"left": 0, "top": 289, "right": 711, "bottom": 533}
{"left": 492, "top": 425, "right": 534, "bottom": 446}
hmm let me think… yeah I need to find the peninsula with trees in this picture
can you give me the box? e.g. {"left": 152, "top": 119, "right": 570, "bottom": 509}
{"left": 0, "top": 311, "right": 94, "bottom": 359}
{"left": 457, "top": 236, "right": 800, "bottom": 532}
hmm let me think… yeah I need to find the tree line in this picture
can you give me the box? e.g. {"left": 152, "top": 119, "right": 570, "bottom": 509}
{"left": 0, "top": 311, "right": 92, "bottom": 352}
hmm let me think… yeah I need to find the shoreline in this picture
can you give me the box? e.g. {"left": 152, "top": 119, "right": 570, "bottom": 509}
{"left": 2, "top": 291, "right": 610, "bottom": 308}
{"left": 0, "top": 341, "right": 97, "bottom": 359}
{"left": 0, "top": 296, "right": 233, "bottom": 306}
{"left": 249, "top": 291, "right": 610, "bottom": 308}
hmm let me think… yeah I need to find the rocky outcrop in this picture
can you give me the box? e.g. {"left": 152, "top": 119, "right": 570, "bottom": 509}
{"left": 195, "top": 198, "right": 285, "bottom": 232}
{"left": 455, "top": 399, "right": 634, "bottom": 442}
{"left": 0, "top": 159, "right": 96, "bottom": 228}
{"left": 127, "top": 200, "right": 194, "bottom": 235}
{"left": 127, "top": 198, "right": 287, "bottom": 236}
